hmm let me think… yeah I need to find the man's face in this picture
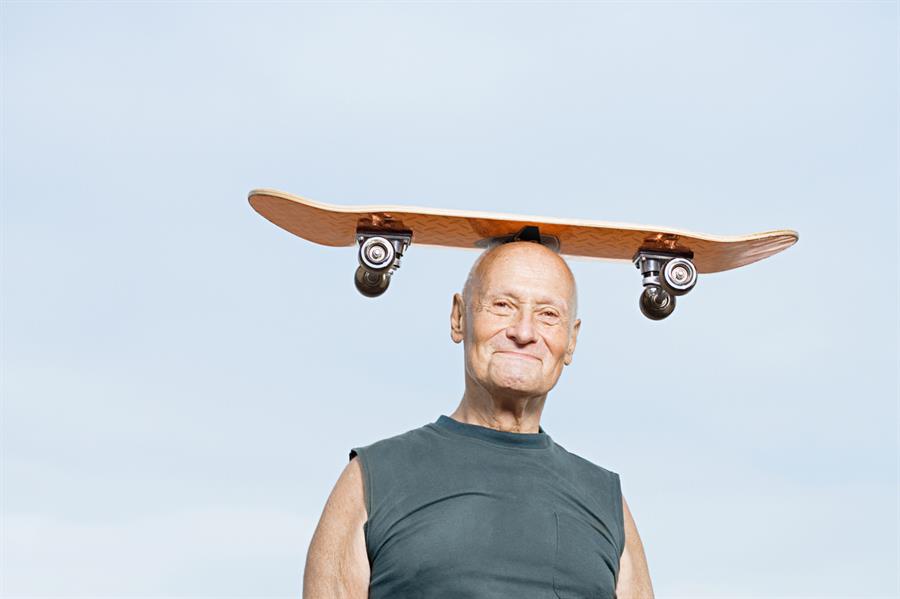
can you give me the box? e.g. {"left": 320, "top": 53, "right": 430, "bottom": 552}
{"left": 451, "top": 242, "right": 581, "bottom": 399}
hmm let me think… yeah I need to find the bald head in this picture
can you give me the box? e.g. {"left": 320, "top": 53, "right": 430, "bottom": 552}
{"left": 462, "top": 241, "right": 578, "bottom": 325}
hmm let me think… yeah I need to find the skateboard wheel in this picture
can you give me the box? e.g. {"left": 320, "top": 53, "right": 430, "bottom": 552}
{"left": 661, "top": 258, "right": 697, "bottom": 295}
{"left": 639, "top": 285, "right": 676, "bottom": 320}
{"left": 354, "top": 266, "right": 390, "bottom": 298}
{"left": 359, "top": 237, "right": 395, "bottom": 271}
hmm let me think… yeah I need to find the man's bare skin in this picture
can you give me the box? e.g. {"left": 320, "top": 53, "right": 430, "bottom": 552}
{"left": 303, "top": 458, "right": 368, "bottom": 599}
{"left": 304, "top": 242, "right": 654, "bottom": 598}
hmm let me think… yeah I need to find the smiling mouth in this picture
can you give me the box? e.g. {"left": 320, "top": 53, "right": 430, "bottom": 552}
{"left": 495, "top": 351, "right": 540, "bottom": 361}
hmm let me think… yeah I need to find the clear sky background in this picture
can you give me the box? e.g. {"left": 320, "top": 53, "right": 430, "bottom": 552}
{"left": 1, "top": 2, "right": 897, "bottom": 597}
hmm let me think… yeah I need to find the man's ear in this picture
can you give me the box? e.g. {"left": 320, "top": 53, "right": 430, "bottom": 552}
{"left": 450, "top": 293, "right": 465, "bottom": 344}
{"left": 564, "top": 318, "right": 581, "bottom": 365}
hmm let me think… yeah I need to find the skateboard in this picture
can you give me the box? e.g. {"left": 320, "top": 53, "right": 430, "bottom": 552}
{"left": 248, "top": 188, "right": 798, "bottom": 320}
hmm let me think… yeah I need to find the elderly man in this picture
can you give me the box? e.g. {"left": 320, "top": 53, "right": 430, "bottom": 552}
{"left": 304, "top": 240, "right": 654, "bottom": 599}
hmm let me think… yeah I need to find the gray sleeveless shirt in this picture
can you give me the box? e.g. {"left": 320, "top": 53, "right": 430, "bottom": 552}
{"left": 349, "top": 415, "right": 625, "bottom": 598}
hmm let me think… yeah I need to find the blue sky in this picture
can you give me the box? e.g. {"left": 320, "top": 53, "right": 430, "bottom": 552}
{"left": 1, "top": 2, "right": 897, "bottom": 597}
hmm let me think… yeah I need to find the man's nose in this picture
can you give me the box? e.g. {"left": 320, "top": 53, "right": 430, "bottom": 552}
{"left": 506, "top": 310, "right": 537, "bottom": 344}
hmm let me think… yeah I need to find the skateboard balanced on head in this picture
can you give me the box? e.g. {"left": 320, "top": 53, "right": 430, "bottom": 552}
{"left": 248, "top": 188, "right": 798, "bottom": 320}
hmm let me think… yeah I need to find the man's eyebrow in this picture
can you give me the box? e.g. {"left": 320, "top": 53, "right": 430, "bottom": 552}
{"left": 483, "top": 290, "right": 569, "bottom": 311}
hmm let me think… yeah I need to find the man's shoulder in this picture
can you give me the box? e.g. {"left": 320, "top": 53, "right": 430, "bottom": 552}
{"left": 349, "top": 420, "right": 438, "bottom": 462}
{"left": 551, "top": 437, "right": 620, "bottom": 480}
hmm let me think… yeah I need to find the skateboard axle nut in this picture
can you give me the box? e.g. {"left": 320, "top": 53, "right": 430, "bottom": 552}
{"left": 661, "top": 257, "right": 698, "bottom": 294}
{"left": 359, "top": 237, "right": 395, "bottom": 270}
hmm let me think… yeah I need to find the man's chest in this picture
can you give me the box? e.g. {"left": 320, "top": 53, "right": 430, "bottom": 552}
{"left": 367, "top": 489, "right": 617, "bottom": 598}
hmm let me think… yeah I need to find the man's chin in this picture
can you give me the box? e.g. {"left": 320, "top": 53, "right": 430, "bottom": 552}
{"left": 485, "top": 370, "right": 545, "bottom": 397}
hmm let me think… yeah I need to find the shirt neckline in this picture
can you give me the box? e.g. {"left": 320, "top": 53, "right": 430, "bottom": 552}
{"left": 431, "top": 414, "right": 551, "bottom": 449}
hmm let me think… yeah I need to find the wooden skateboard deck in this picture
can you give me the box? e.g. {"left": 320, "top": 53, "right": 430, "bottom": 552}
{"left": 248, "top": 188, "right": 798, "bottom": 274}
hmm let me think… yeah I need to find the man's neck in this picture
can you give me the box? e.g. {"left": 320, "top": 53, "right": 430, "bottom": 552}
{"left": 450, "top": 384, "right": 546, "bottom": 434}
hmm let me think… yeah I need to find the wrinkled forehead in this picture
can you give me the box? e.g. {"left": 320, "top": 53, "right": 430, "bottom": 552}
{"left": 470, "top": 243, "right": 577, "bottom": 308}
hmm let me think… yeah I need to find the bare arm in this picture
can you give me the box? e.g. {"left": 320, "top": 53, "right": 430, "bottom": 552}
{"left": 615, "top": 494, "right": 654, "bottom": 599}
{"left": 303, "top": 457, "right": 370, "bottom": 599}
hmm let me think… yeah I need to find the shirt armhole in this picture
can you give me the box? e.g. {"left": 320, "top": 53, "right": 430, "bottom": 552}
{"left": 349, "top": 448, "right": 372, "bottom": 519}
{"left": 613, "top": 472, "right": 625, "bottom": 559}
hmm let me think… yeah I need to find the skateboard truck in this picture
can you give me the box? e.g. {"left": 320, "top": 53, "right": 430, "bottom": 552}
{"left": 632, "top": 250, "right": 698, "bottom": 320}
{"left": 475, "top": 225, "right": 561, "bottom": 253}
{"left": 354, "top": 229, "right": 412, "bottom": 297}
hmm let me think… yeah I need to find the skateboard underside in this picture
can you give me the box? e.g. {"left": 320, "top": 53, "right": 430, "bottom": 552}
{"left": 248, "top": 188, "right": 798, "bottom": 320}
{"left": 248, "top": 189, "right": 797, "bottom": 274}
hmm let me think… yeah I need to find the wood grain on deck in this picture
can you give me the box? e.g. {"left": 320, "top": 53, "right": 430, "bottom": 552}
{"left": 248, "top": 189, "right": 798, "bottom": 274}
